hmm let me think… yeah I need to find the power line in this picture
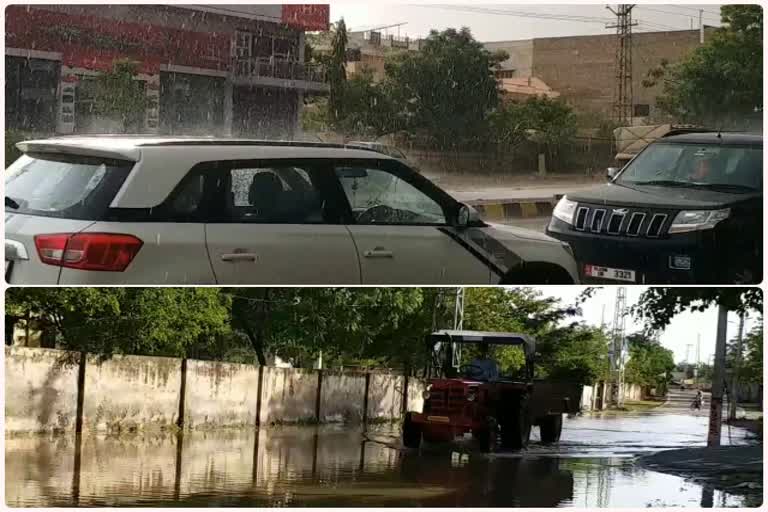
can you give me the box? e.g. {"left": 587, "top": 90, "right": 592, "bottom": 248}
{"left": 412, "top": 4, "right": 613, "bottom": 25}
{"left": 637, "top": 6, "right": 720, "bottom": 23}
{"left": 635, "top": 20, "right": 687, "bottom": 32}
{"left": 666, "top": 5, "right": 721, "bottom": 17}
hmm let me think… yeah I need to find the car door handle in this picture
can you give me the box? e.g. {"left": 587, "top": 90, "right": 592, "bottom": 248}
{"left": 363, "top": 247, "right": 394, "bottom": 259}
{"left": 221, "top": 253, "right": 257, "bottom": 262}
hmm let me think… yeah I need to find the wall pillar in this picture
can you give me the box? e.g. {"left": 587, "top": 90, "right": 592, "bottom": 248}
{"left": 224, "top": 77, "right": 234, "bottom": 136}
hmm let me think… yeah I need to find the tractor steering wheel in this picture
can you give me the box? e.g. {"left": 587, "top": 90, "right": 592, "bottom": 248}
{"left": 460, "top": 364, "right": 487, "bottom": 379}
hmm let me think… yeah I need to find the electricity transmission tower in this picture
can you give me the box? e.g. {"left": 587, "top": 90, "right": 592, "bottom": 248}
{"left": 609, "top": 287, "right": 628, "bottom": 407}
{"left": 452, "top": 288, "right": 465, "bottom": 367}
{"left": 606, "top": 5, "right": 637, "bottom": 125}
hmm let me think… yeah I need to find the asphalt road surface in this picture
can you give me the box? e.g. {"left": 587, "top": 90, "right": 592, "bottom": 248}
{"left": 6, "top": 404, "right": 758, "bottom": 508}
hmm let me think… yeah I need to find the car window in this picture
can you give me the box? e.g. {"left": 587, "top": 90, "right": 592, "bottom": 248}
{"left": 617, "top": 143, "right": 763, "bottom": 191}
{"left": 226, "top": 166, "right": 327, "bottom": 223}
{"left": 170, "top": 174, "right": 205, "bottom": 216}
{"left": 4, "top": 153, "right": 133, "bottom": 220}
{"left": 335, "top": 166, "right": 447, "bottom": 225}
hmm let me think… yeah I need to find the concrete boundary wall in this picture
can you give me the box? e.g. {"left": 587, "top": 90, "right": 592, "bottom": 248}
{"left": 5, "top": 347, "right": 81, "bottom": 433}
{"left": 319, "top": 371, "right": 366, "bottom": 423}
{"left": 184, "top": 359, "right": 260, "bottom": 429}
{"left": 82, "top": 354, "right": 182, "bottom": 433}
{"left": 9, "top": 347, "right": 646, "bottom": 433}
{"left": 260, "top": 367, "right": 319, "bottom": 424}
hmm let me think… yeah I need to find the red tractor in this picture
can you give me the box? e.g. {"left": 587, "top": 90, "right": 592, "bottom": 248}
{"left": 403, "top": 330, "right": 583, "bottom": 452}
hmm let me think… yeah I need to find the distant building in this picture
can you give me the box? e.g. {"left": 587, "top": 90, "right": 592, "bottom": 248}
{"left": 5, "top": 4, "right": 330, "bottom": 138}
{"left": 485, "top": 28, "right": 716, "bottom": 122}
{"left": 499, "top": 77, "right": 560, "bottom": 102}
{"left": 311, "top": 29, "right": 423, "bottom": 82}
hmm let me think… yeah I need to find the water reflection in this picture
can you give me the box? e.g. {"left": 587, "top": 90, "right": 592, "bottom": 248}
{"left": 5, "top": 424, "right": 755, "bottom": 507}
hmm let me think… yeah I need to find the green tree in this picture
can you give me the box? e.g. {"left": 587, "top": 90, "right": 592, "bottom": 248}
{"left": 741, "top": 319, "right": 763, "bottom": 383}
{"left": 624, "top": 332, "right": 676, "bottom": 394}
{"left": 93, "top": 59, "right": 150, "bottom": 133}
{"left": 383, "top": 27, "right": 503, "bottom": 148}
{"left": 495, "top": 97, "right": 577, "bottom": 159}
{"left": 632, "top": 288, "right": 762, "bottom": 332}
{"left": 463, "top": 287, "right": 608, "bottom": 384}
{"left": 6, "top": 288, "right": 232, "bottom": 359}
{"left": 643, "top": 5, "right": 762, "bottom": 127}
{"left": 327, "top": 18, "right": 348, "bottom": 125}
{"left": 336, "top": 70, "right": 396, "bottom": 137}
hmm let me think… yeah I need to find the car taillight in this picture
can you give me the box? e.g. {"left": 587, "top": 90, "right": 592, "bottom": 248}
{"left": 34, "top": 233, "right": 143, "bottom": 272}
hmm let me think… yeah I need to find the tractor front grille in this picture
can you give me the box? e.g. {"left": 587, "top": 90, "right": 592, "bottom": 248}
{"left": 427, "top": 386, "right": 467, "bottom": 414}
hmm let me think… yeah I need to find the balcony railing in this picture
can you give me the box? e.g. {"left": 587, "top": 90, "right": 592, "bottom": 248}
{"left": 233, "top": 57, "right": 327, "bottom": 84}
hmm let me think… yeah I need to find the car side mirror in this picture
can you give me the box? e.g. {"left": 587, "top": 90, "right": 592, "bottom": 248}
{"left": 606, "top": 167, "right": 619, "bottom": 180}
{"left": 455, "top": 203, "right": 480, "bottom": 228}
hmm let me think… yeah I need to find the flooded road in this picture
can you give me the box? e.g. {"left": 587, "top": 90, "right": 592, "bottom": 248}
{"left": 6, "top": 410, "right": 759, "bottom": 507}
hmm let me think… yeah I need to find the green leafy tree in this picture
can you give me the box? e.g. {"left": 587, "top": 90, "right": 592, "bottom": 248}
{"left": 740, "top": 319, "right": 763, "bottom": 383}
{"left": 383, "top": 27, "right": 503, "bottom": 148}
{"left": 643, "top": 5, "right": 762, "bottom": 127}
{"left": 6, "top": 288, "right": 232, "bottom": 359}
{"left": 93, "top": 59, "right": 150, "bottom": 133}
{"left": 632, "top": 288, "right": 762, "bottom": 332}
{"left": 624, "top": 332, "right": 676, "bottom": 394}
{"left": 495, "top": 97, "right": 577, "bottom": 159}
{"left": 336, "top": 70, "right": 396, "bottom": 137}
{"left": 327, "top": 18, "right": 348, "bottom": 125}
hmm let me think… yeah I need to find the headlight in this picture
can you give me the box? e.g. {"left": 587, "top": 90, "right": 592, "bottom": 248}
{"left": 466, "top": 388, "right": 477, "bottom": 402}
{"left": 668, "top": 208, "right": 731, "bottom": 234}
{"left": 552, "top": 196, "right": 578, "bottom": 225}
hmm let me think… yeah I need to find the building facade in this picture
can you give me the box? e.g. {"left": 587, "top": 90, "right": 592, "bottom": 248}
{"left": 5, "top": 4, "right": 329, "bottom": 138}
{"left": 485, "top": 29, "right": 715, "bottom": 122}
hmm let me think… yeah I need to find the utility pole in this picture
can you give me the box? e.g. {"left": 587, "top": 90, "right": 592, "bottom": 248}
{"left": 606, "top": 4, "right": 637, "bottom": 125}
{"left": 609, "top": 287, "right": 627, "bottom": 407}
{"left": 699, "top": 9, "right": 704, "bottom": 44}
{"left": 728, "top": 313, "right": 747, "bottom": 421}
{"left": 451, "top": 288, "right": 465, "bottom": 368}
{"left": 707, "top": 305, "right": 728, "bottom": 446}
{"left": 695, "top": 334, "right": 701, "bottom": 387}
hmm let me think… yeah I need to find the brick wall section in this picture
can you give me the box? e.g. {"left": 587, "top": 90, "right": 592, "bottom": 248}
{"left": 532, "top": 29, "right": 715, "bottom": 117}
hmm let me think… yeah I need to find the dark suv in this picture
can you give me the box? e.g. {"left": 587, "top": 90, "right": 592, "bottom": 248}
{"left": 546, "top": 132, "right": 762, "bottom": 284}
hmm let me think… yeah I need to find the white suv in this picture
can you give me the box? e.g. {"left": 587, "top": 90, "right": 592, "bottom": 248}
{"left": 5, "top": 137, "right": 579, "bottom": 285}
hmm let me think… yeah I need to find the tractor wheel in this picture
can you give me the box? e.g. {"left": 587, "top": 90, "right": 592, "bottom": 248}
{"left": 539, "top": 414, "right": 563, "bottom": 444}
{"left": 402, "top": 412, "right": 422, "bottom": 449}
{"left": 476, "top": 417, "right": 499, "bottom": 453}
{"left": 502, "top": 412, "right": 531, "bottom": 451}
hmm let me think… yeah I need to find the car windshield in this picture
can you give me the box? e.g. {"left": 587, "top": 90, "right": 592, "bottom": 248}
{"left": 616, "top": 143, "right": 763, "bottom": 192}
{"left": 5, "top": 153, "right": 133, "bottom": 219}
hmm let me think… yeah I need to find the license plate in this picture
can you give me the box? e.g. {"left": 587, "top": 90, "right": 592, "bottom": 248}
{"left": 427, "top": 415, "right": 450, "bottom": 423}
{"left": 584, "top": 264, "right": 636, "bottom": 282}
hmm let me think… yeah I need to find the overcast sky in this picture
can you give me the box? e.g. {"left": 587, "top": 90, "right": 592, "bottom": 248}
{"left": 331, "top": 3, "right": 724, "bottom": 41}
{"left": 527, "top": 286, "right": 760, "bottom": 365}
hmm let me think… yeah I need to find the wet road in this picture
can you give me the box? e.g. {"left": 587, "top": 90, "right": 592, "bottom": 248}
{"left": 6, "top": 409, "right": 759, "bottom": 508}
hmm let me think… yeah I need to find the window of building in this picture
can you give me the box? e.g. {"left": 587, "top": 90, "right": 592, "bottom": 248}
{"left": 495, "top": 69, "right": 515, "bottom": 79}
{"left": 634, "top": 104, "right": 650, "bottom": 117}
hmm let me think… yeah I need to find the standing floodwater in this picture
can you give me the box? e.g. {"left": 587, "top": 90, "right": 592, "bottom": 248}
{"left": 6, "top": 410, "right": 758, "bottom": 508}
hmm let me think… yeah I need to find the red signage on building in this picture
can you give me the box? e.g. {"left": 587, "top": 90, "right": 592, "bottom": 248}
{"left": 282, "top": 5, "right": 330, "bottom": 32}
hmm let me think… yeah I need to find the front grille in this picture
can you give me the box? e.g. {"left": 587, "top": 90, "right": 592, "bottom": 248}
{"left": 428, "top": 386, "right": 466, "bottom": 414}
{"left": 574, "top": 205, "right": 670, "bottom": 238}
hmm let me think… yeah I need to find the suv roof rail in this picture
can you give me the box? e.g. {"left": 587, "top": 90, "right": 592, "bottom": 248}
{"left": 138, "top": 139, "right": 386, "bottom": 153}
{"left": 661, "top": 127, "right": 714, "bottom": 138}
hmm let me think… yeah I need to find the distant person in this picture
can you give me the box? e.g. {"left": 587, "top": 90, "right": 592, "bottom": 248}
{"left": 466, "top": 343, "right": 499, "bottom": 381}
